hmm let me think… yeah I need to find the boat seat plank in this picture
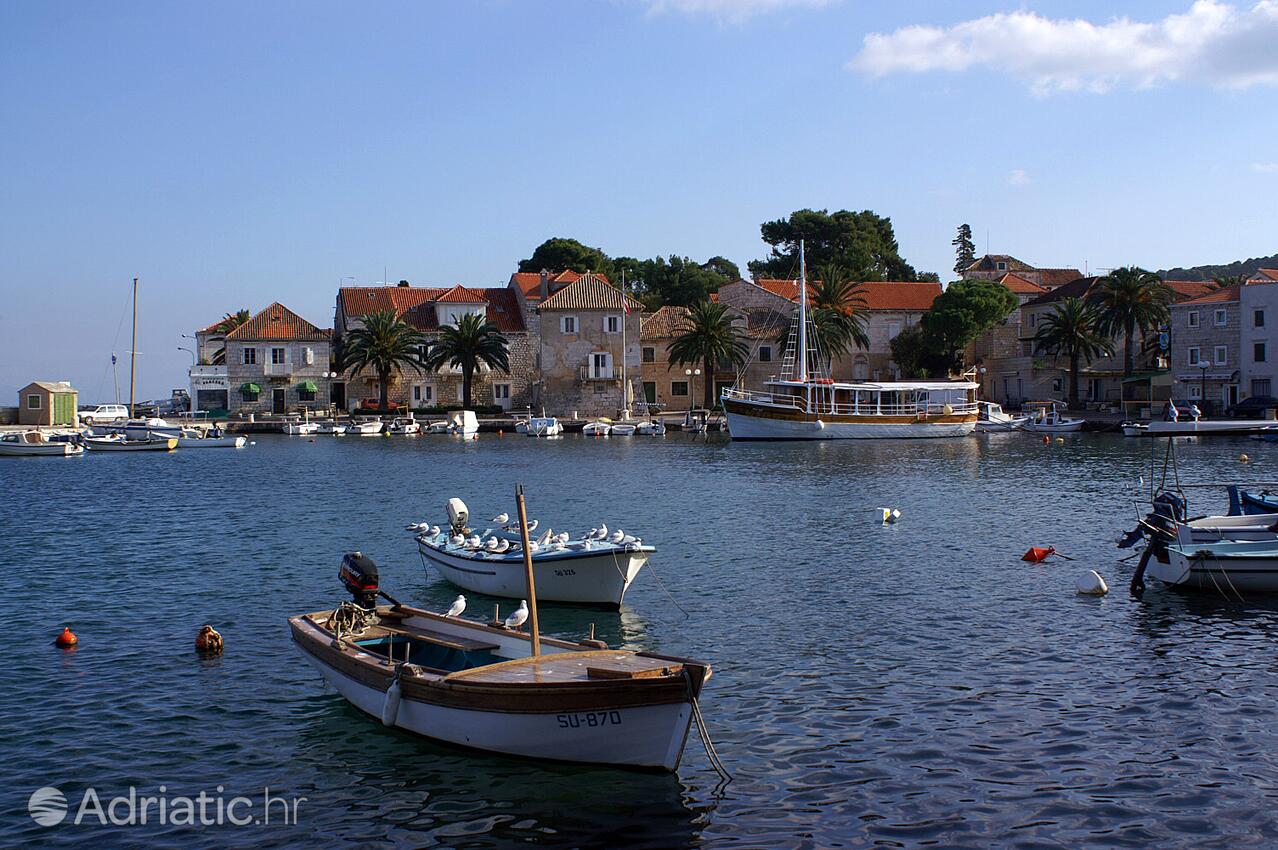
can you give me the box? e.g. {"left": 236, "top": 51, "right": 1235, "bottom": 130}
{"left": 395, "top": 625, "right": 500, "bottom": 654}
{"left": 445, "top": 650, "right": 680, "bottom": 684}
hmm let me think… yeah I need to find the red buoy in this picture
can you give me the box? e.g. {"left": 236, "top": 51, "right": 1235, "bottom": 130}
{"left": 1042, "top": 435, "right": 1051, "bottom": 445}
{"left": 195, "top": 624, "right": 224, "bottom": 655}
{"left": 1022, "top": 546, "right": 1056, "bottom": 563}
{"left": 54, "top": 627, "right": 78, "bottom": 648}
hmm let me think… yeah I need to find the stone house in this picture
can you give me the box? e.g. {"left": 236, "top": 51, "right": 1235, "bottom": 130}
{"left": 223, "top": 303, "right": 333, "bottom": 415}
{"left": 334, "top": 282, "right": 531, "bottom": 411}
{"left": 962, "top": 255, "right": 1083, "bottom": 290}
{"left": 1170, "top": 286, "right": 1243, "bottom": 413}
{"left": 532, "top": 273, "right": 643, "bottom": 417}
{"left": 1246, "top": 269, "right": 1278, "bottom": 284}
{"left": 1241, "top": 281, "right": 1278, "bottom": 400}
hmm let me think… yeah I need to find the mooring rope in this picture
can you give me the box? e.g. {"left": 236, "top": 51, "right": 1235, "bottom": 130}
{"left": 685, "top": 670, "right": 732, "bottom": 785}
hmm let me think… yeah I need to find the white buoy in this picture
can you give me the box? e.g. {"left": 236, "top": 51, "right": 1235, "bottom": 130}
{"left": 381, "top": 676, "right": 402, "bottom": 726}
{"left": 1076, "top": 570, "right": 1109, "bottom": 595}
{"left": 880, "top": 508, "right": 901, "bottom": 524}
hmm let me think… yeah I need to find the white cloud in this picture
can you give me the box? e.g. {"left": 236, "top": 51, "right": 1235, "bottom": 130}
{"left": 1254, "top": 161, "right": 1278, "bottom": 172}
{"left": 644, "top": 0, "right": 832, "bottom": 23}
{"left": 848, "top": 1, "right": 1278, "bottom": 94}
{"left": 1008, "top": 169, "right": 1031, "bottom": 186}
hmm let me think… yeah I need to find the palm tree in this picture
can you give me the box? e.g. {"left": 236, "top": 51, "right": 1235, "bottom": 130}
{"left": 1086, "top": 267, "right": 1171, "bottom": 376}
{"left": 210, "top": 309, "right": 251, "bottom": 364}
{"left": 1034, "top": 297, "right": 1114, "bottom": 409}
{"left": 668, "top": 300, "right": 749, "bottom": 410}
{"left": 810, "top": 263, "right": 870, "bottom": 367}
{"left": 340, "top": 309, "right": 429, "bottom": 411}
{"left": 422, "top": 313, "right": 510, "bottom": 410}
{"left": 1209, "top": 273, "right": 1246, "bottom": 291}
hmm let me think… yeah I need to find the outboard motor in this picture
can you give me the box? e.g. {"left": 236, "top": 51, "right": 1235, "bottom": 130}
{"left": 339, "top": 551, "right": 380, "bottom": 610}
{"left": 446, "top": 498, "right": 470, "bottom": 535}
{"left": 1126, "top": 490, "right": 1186, "bottom": 596}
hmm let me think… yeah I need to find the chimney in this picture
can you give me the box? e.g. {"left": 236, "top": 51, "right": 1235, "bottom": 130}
{"left": 539, "top": 269, "right": 549, "bottom": 300}
{"left": 398, "top": 280, "right": 410, "bottom": 288}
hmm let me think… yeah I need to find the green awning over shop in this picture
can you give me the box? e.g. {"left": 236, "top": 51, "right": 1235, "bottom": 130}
{"left": 297, "top": 380, "right": 318, "bottom": 392}
{"left": 240, "top": 382, "right": 262, "bottom": 394}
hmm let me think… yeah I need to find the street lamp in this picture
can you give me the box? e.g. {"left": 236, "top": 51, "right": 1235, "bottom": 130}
{"left": 178, "top": 346, "right": 196, "bottom": 366}
{"left": 1199, "top": 360, "right": 1213, "bottom": 414}
{"left": 684, "top": 367, "right": 702, "bottom": 412}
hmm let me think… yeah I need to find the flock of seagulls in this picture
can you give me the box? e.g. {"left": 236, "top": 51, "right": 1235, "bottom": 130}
{"left": 410, "top": 512, "right": 641, "bottom": 555}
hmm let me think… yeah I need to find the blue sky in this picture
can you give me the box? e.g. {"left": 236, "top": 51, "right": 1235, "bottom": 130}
{"left": 2, "top": 0, "right": 1276, "bottom": 401}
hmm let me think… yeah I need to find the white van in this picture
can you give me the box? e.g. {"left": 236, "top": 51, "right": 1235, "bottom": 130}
{"left": 79, "top": 404, "right": 129, "bottom": 425}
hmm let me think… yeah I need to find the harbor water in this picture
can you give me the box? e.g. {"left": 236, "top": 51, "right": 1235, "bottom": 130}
{"left": 4, "top": 433, "right": 1278, "bottom": 848}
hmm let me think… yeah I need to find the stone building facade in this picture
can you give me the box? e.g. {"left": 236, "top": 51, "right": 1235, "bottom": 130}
{"left": 223, "top": 303, "right": 333, "bottom": 415}
{"left": 1170, "top": 286, "right": 1242, "bottom": 413}
{"left": 1241, "top": 281, "right": 1278, "bottom": 400}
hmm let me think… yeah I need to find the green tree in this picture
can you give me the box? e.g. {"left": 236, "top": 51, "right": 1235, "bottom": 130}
{"left": 1086, "top": 267, "right": 1171, "bottom": 376}
{"left": 889, "top": 325, "right": 930, "bottom": 379}
{"left": 804, "top": 263, "right": 870, "bottom": 369}
{"left": 1209, "top": 273, "right": 1246, "bottom": 291}
{"left": 1034, "top": 297, "right": 1114, "bottom": 408}
{"left": 618, "top": 255, "right": 738, "bottom": 309}
{"left": 339, "top": 309, "right": 429, "bottom": 412}
{"left": 422, "top": 313, "right": 511, "bottom": 410}
{"left": 210, "top": 309, "right": 250, "bottom": 364}
{"left": 518, "top": 237, "right": 614, "bottom": 280}
{"left": 921, "top": 279, "right": 1018, "bottom": 375}
{"left": 701, "top": 256, "right": 741, "bottom": 281}
{"left": 952, "top": 223, "right": 975, "bottom": 277}
{"left": 667, "top": 300, "right": 749, "bottom": 410}
{"left": 748, "top": 208, "right": 921, "bottom": 281}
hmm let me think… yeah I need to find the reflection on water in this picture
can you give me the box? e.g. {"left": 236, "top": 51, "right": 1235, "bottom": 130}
{"left": 4, "top": 432, "right": 1278, "bottom": 847}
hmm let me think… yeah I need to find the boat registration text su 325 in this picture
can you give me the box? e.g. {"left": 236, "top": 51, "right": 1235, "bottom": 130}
{"left": 720, "top": 241, "right": 978, "bottom": 440}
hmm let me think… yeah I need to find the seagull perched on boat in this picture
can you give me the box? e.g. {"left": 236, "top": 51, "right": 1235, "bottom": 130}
{"left": 608, "top": 530, "right": 625, "bottom": 544}
{"left": 405, "top": 522, "right": 429, "bottom": 531}
{"left": 585, "top": 528, "right": 597, "bottom": 540}
{"left": 444, "top": 595, "right": 466, "bottom": 617}
{"left": 519, "top": 519, "right": 538, "bottom": 533}
{"left": 466, "top": 535, "right": 482, "bottom": 548}
{"left": 449, "top": 533, "right": 465, "bottom": 546}
{"left": 491, "top": 512, "right": 509, "bottom": 525}
{"left": 495, "top": 539, "right": 510, "bottom": 553}
{"left": 555, "top": 531, "right": 570, "bottom": 544}
{"left": 505, "top": 600, "right": 529, "bottom": 631}
{"left": 595, "top": 524, "right": 608, "bottom": 540}
{"left": 485, "top": 537, "right": 501, "bottom": 551}
{"left": 622, "top": 534, "right": 639, "bottom": 545}
{"left": 536, "top": 528, "right": 553, "bottom": 546}
{"left": 428, "top": 525, "right": 440, "bottom": 537}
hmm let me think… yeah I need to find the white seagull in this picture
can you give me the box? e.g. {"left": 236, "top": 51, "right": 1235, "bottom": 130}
{"left": 495, "top": 539, "right": 511, "bottom": 553}
{"left": 595, "top": 524, "right": 608, "bottom": 540}
{"left": 537, "top": 528, "right": 554, "bottom": 546}
{"left": 449, "top": 533, "right": 465, "bottom": 546}
{"left": 428, "top": 525, "right": 440, "bottom": 537}
{"left": 445, "top": 595, "right": 466, "bottom": 617}
{"left": 466, "top": 535, "right": 482, "bottom": 548}
{"left": 522, "top": 519, "right": 539, "bottom": 533}
{"left": 585, "top": 528, "right": 598, "bottom": 541}
{"left": 608, "top": 530, "right": 625, "bottom": 544}
{"left": 491, "top": 512, "right": 510, "bottom": 525}
{"left": 555, "top": 531, "right": 570, "bottom": 544}
{"left": 485, "top": 537, "right": 501, "bottom": 551}
{"left": 505, "top": 600, "right": 529, "bottom": 631}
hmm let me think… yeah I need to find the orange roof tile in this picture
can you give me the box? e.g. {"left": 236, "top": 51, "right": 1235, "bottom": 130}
{"left": 998, "top": 273, "right": 1048, "bottom": 295}
{"left": 1036, "top": 268, "right": 1084, "bottom": 289}
{"left": 640, "top": 306, "right": 690, "bottom": 341}
{"left": 509, "top": 269, "right": 610, "bottom": 301}
{"left": 226, "top": 302, "right": 330, "bottom": 342}
{"left": 1250, "top": 268, "right": 1278, "bottom": 282}
{"left": 1164, "top": 280, "right": 1213, "bottom": 301}
{"left": 1179, "top": 285, "right": 1241, "bottom": 305}
{"left": 435, "top": 284, "right": 489, "bottom": 303}
{"left": 753, "top": 278, "right": 941, "bottom": 311}
{"left": 339, "top": 285, "right": 526, "bottom": 332}
{"left": 538, "top": 274, "right": 642, "bottom": 312}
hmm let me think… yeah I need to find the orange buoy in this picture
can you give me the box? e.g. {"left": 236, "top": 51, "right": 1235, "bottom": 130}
{"left": 195, "top": 624, "right": 224, "bottom": 655}
{"left": 55, "top": 627, "right": 78, "bottom": 648}
{"left": 1042, "top": 435, "right": 1051, "bottom": 445}
{"left": 498, "top": 429, "right": 504, "bottom": 437}
{"left": 1022, "top": 546, "right": 1056, "bottom": 563}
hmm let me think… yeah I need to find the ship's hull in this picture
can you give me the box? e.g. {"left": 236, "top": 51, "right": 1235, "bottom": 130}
{"left": 723, "top": 398, "right": 976, "bottom": 440}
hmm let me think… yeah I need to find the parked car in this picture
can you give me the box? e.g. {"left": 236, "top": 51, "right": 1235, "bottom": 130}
{"left": 1226, "top": 396, "right": 1278, "bottom": 419}
{"left": 79, "top": 404, "right": 129, "bottom": 425}
{"left": 359, "top": 398, "right": 400, "bottom": 412}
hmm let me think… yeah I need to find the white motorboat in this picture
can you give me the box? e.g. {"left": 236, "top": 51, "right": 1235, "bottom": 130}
{"left": 112, "top": 417, "right": 183, "bottom": 440}
{"left": 348, "top": 419, "right": 385, "bottom": 436}
{"left": 975, "top": 401, "right": 1028, "bottom": 432}
{"left": 1020, "top": 401, "right": 1085, "bottom": 433}
{"left": 388, "top": 417, "right": 421, "bottom": 435}
{"left": 84, "top": 434, "right": 178, "bottom": 451}
{"left": 414, "top": 498, "right": 652, "bottom": 607}
{"left": 635, "top": 420, "right": 667, "bottom": 436}
{"left": 582, "top": 420, "right": 612, "bottom": 436}
{"left": 425, "top": 420, "right": 450, "bottom": 434}
{"left": 176, "top": 428, "right": 247, "bottom": 448}
{"left": 609, "top": 423, "right": 637, "bottom": 436}
{"left": 448, "top": 410, "right": 479, "bottom": 436}
{"left": 1141, "top": 419, "right": 1278, "bottom": 437}
{"left": 289, "top": 553, "right": 710, "bottom": 772}
{"left": 1122, "top": 422, "right": 1148, "bottom": 437}
{"left": 527, "top": 416, "right": 563, "bottom": 437}
{"left": 283, "top": 418, "right": 320, "bottom": 435}
{"left": 0, "top": 431, "right": 84, "bottom": 457}
{"left": 317, "top": 420, "right": 348, "bottom": 435}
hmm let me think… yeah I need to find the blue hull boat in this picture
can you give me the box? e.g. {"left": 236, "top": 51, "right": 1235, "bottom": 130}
{"left": 1227, "top": 486, "right": 1278, "bottom": 515}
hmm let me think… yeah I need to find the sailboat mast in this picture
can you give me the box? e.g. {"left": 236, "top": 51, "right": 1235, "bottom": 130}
{"left": 129, "top": 276, "right": 138, "bottom": 417}
{"left": 621, "top": 270, "right": 629, "bottom": 418}
{"left": 797, "top": 241, "right": 808, "bottom": 384}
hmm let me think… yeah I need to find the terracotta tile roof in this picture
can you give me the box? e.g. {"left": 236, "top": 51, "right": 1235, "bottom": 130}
{"left": 509, "top": 269, "right": 609, "bottom": 301}
{"left": 1036, "top": 268, "right": 1084, "bottom": 289}
{"left": 339, "top": 285, "right": 526, "bottom": 333}
{"left": 1164, "top": 280, "right": 1213, "bottom": 301}
{"left": 196, "top": 316, "right": 233, "bottom": 334}
{"left": 538, "top": 273, "right": 642, "bottom": 312}
{"left": 740, "top": 307, "right": 792, "bottom": 339}
{"left": 435, "top": 284, "right": 489, "bottom": 303}
{"left": 998, "top": 273, "right": 1048, "bottom": 295}
{"left": 964, "top": 254, "right": 1033, "bottom": 274}
{"left": 225, "top": 302, "right": 330, "bottom": 341}
{"left": 1249, "top": 268, "right": 1278, "bottom": 282}
{"left": 1178, "top": 285, "right": 1240, "bottom": 306}
{"left": 753, "top": 278, "right": 941, "bottom": 311}
{"left": 1024, "top": 277, "right": 1102, "bottom": 306}
{"left": 640, "top": 306, "right": 689, "bottom": 340}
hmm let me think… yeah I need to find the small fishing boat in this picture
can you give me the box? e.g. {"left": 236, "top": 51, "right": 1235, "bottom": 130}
{"left": 84, "top": 434, "right": 178, "bottom": 451}
{"left": 414, "top": 498, "right": 652, "bottom": 607}
{"left": 1227, "top": 486, "right": 1278, "bottom": 515}
{"left": 283, "top": 417, "right": 320, "bottom": 435}
{"left": 176, "top": 428, "right": 247, "bottom": 449}
{"left": 348, "top": 419, "right": 385, "bottom": 436}
{"left": 448, "top": 410, "right": 479, "bottom": 436}
{"left": 425, "top": 420, "right": 450, "bottom": 434}
{"left": 975, "top": 401, "right": 1027, "bottom": 432}
{"left": 0, "top": 431, "right": 85, "bottom": 457}
{"left": 635, "top": 420, "right": 667, "bottom": 436}
{"left": 1122, "top": 422, "right": 1148, "bottom": 437}
{"left": 289, "top": 550, "right": 711, "bottom": 771}
{"left": 1020, "top": 401, "right": 1085, "bottom": 433}
{"left": 610, "top": 423, "right": 637, "bottom": 436}
{"left": 1142, "top": 419, "right": 1278, "bottom": 437}
{"left": 122, "top": 417, "right": 184, "bottom": 440}
{"left": 527, "top": 417, "right": 562, "bottom": 437}
{"left": 582, "top": 420, "right": 612, "bottom": 436}
{"left": 388, "top": 417, "right": 421, "bottom": 435}
{"left": 317, "top": 420, "right": 348, "bottom": 435}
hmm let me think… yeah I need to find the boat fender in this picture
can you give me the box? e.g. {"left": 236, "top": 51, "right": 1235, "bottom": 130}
{"left": 1075, "top": 570, "right": 1108, "bottom": 595}
{"left": 814, "top": 419, "right": 825, "bottom": 430}
{"left": 381, "top": 670, "right": 403, "bottom": 727}
{"left": 942, "top": 404, "right": 953, "bottom": 415}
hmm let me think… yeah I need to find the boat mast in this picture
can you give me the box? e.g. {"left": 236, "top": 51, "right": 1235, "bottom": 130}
{"left": 515, "top": 483, "right": 541, "bottom": 657}
{"left": 129, "top": 276, "right": 138, "bottom": 418}
{"left": 621, "top": 270, "right": 630, "bottom": 420}
{"left": 797, "top": 242, "right": 807, "bottom": 384}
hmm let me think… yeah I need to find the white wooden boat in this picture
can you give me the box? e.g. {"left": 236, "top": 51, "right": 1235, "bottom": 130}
{"left": 176, "top": 428, "right": 247, "bottom": 448}
{"left": 636, "top": 420, "right": 667, "bottom": 436}
{"left": 1149, "top": 540, "right": 1278, "bottom": 592}
{"left": 1142, "top": 419, "right": 1278, "bottom": 437}
{"left": 348, "top": 419, "right": 385, "bottom": 436}
{"left": 448, "top": 410, "right": 478, "bottom": 436}
{"left": 317, "top": 420, "right": 348, "bottom": 435}
{"left": 283, "top": 418, "right": 320, "bottom": 435}
{"left": 610, "top": 423, "right": 637, "bottom": 436}
{"left": 84, "top": 435, "right": 178, "bottom": 451}
{"left": 582, "top": 421, "right": 612, "bottom": 436}
{"left": 425, "top": 420, "right": 450, "bottom": 434}
{"left": 527, "top": 417, "right": 562, "bottom": 437}
{"left": 414, "top": 499, "right": 651, "bottom": 607}
{"left": 975, "top": 401, "right": 1027, "bottom": 432}
{"left": 0, "top": 431, "right": 84, "bottom": 456}
{"left": 388, "top": 417, "right": 421, "bottom": 435}
{"left": 289, "top": 553, "right": 710, "bottom": 771}
{"left": 122, "top": 417, "right": 184, "bottom": 440}
{"left": 1122, "top": 423, "right": 1148, "bottom": 437}
{"left": 1020, "top": 402, "right": 1085, "bottom": 433}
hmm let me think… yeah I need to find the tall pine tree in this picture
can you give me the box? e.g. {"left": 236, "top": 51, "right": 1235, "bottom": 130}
{"left": 952, "top": 224, "right": 975, "bottom": 277}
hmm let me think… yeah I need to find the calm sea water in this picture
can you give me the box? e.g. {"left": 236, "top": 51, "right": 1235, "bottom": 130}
{"left": 3, "top": 431, "right": 1278, "bottom": 849}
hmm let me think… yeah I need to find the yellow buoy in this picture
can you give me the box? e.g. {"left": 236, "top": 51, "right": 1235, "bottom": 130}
{"left": 1055, "top": 437, "right": 1065, "bottom": 444}
{"left": 1240, "top": 453, "right": 1251, "bottom": 463}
